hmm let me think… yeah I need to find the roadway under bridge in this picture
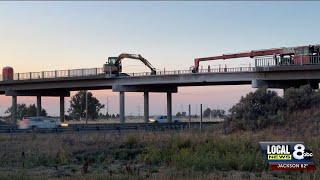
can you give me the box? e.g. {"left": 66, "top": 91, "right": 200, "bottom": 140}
{"left": 1, "top": 64, "right": 320, "bottom": 124}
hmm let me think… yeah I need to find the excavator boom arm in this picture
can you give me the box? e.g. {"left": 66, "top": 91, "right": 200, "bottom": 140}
{"left": 115, "top": 53, "right": 156, "bottom": 74}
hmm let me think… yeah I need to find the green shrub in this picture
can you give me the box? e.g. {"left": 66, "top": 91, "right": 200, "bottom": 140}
{"left": 142, "top": 135, "right": 267, "bottom": 172}
{"left": 125, "top": 135, "right": 138, "bottom": 149}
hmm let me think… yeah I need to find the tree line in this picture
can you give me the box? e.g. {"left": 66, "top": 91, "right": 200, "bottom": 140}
{"left": 227, "top": 85, "right": 320, "bottom": 130}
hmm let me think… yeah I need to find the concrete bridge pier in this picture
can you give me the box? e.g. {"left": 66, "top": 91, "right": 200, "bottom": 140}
{"left": 5, "top": 90, "right": 70, "bottom": 123}
{"left": 37, "top": 95, "right": 42, "bottom": 116}
{"left": 119, "top": 91, "right": 125, "bottom": 123}
{"left": 167, "top": 92, "right": 172, "bottom": 123}
{"left": 144, "top": 92, "right": 149, "bottom": 123}
{"left": 60, "top": 96, "right": 65, "bottom": 122}
{"left": 113, "top": 85, "right": 177, "bottom": 124}
{"left": 11, "top": 96, "right": 17, "bottom": 124}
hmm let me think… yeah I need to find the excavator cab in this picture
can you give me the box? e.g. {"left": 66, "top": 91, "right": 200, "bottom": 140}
{"left": 107, "top": 57, "right": 117, "bottom": 65}
{"left": 104, "top": 57, "right": 122, "bottom": 76}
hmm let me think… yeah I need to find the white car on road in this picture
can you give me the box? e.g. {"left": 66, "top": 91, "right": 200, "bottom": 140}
{"left": 18, "top": 117, "right": 61, "bottom": 129}
{"left": 149, "top": 116, "right": 180, "bottom": 123}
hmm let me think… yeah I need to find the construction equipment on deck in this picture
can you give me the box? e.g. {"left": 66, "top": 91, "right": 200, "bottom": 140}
{"left": 192, "top": 45, "right": 320, "bottom": 73}
{"left": 103, "top": 53, "right": 157, "bottom": 76}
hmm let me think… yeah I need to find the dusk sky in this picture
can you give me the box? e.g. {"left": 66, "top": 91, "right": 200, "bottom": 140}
{"left": 0, "top": 1, "right": 319, "bottom": 116}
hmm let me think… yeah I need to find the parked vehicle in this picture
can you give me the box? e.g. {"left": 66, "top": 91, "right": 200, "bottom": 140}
{"left": 149, "top": 116, "right": 180, "bottom": 123}
{"left": 18, "top": 117, "right": 61, "bottom": 129}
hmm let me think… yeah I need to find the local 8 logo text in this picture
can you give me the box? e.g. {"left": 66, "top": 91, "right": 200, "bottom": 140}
{"left": 260, "top": 141, "right": 316, "bottom": 171}
{"left": 291, "top": 144, "right": 313, "bottom": 160}
{"left": 266, "top": 144, "right": 313, "bottom": 160}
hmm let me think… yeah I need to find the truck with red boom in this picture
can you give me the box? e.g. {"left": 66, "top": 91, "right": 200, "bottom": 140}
{"left": 192, "top": 45, "right": 320, "bottom": 73}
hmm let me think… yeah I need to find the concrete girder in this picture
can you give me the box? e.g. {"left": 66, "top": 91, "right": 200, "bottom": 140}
{"left": 252, "top": 79, "right": 319, "bottom": 89}
{"left": 5, "top": 90, "right": 70, "bottom": 97}
{"left": 112, "top": 85, "right": 178, "bottom": 93}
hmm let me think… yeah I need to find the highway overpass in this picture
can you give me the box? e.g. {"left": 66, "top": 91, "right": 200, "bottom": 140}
{"left": 1, "top": 64, "right": 320, "bottom": 124}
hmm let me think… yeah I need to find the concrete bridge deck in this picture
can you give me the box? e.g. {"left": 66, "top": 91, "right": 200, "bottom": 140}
{"left": 1, "top": 65, "right": 320, "bottom": 91}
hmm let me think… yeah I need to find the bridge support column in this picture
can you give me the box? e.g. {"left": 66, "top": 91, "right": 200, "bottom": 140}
{"left": 60, "top": 96, "right": 65, "bottom": 122}
{"left": 36, "top": 95, "right": 42, "bottom": 116}
{"left": 120, "top": 91, "right": 125, "bottom": 123}
{"left": 144, "top": 92, "right": 149, "bottom": 123}
{"left": 11, "top": 96, "right": 17, "bottom": 124}
{"left": 167, "top": 92, "right": 172, "bottom": 123}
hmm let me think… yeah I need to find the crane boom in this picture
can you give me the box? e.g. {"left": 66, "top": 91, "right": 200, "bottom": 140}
{"left": 193, "top": 48, "right": 283, "bottom": 72}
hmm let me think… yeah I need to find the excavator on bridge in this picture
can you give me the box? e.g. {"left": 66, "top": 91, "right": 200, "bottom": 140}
{"left": 103, "top": 53, "right": 157, "bottom": 76}
{"left": 192, "top": 45, "right": 320, "bottom": 73}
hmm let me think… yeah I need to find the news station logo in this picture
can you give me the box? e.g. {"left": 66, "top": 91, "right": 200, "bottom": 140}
{"left": 259, "top": 141, "right": 316, "bottom": 171}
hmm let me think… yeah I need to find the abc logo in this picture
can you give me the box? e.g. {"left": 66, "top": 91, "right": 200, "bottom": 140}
{"left": 292, "top": 144, "right": 313, "bottom": 160}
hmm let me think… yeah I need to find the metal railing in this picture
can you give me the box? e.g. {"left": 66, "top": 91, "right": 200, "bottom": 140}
{"left": 255, "top": 55, "right": 320, "bottom": 67}
{"left": 0, "top": 66, "right": 257, "bottom": 82}
{"left": 1, "top": 56, "right": 320, "bottom": 82}
{"left": 0, "top": 122, "right": 220, "bottom": 134}
{"left": 2, "top": 68, "right": 104, "bottom": 81}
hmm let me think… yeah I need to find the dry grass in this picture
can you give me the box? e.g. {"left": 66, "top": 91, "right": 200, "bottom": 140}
{"left": 0, "top": 125, "right": 318, "bottom": 179}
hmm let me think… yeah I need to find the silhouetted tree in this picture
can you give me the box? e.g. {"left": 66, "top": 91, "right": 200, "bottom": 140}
{"left": 229, "top": 88, "right": 285, "bottom": 130}
{"left": 283, "top": 85, "right": 320, "bottom": 112}
{"left": 203, "top": 108, "right": 211, "bottom": 117}
{"left": 68, "top": 91, "right": 105, "bottom": 120}
{"left": 211, "top": 109, "right": 226, "bottom": 118}
{"left": 5, "top": 103, "right": 47, "bottom": 120}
